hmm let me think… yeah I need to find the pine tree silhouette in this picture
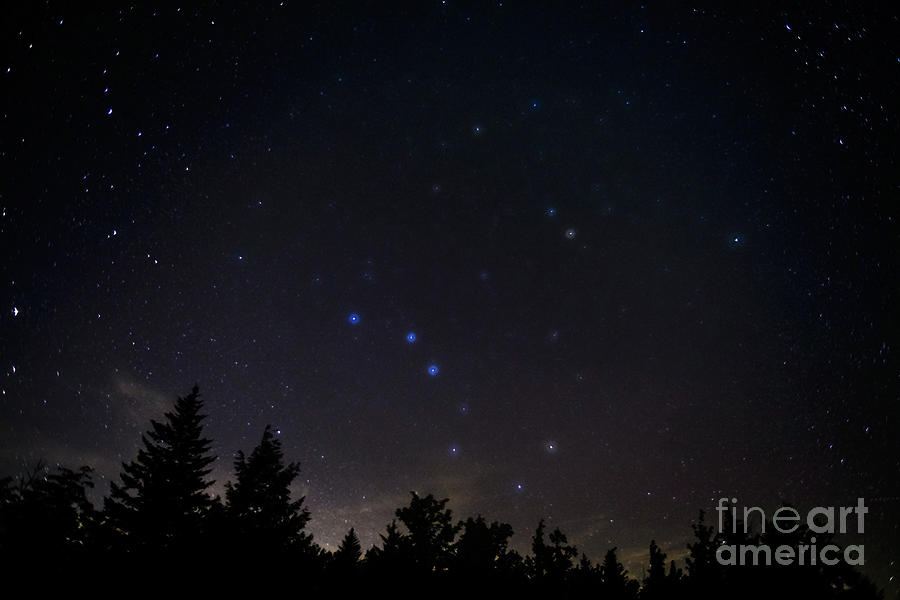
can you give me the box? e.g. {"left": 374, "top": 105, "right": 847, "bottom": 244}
{"left": 324, "top": 527, "right": 363, "bottom": 591}
{"left": 601, "top": 546, "right": 640, "bottom": 599}
{"left": 529, "top": 518, "right": 549, "bottom": 581}
{"left": 104, "top": 385, "right": 216, "bottom": 554}
{"left": 333, "top": 527, "right": 362, "bottom": 568}
{"left": 571, "top": 553, "right": 602, "bottom": 596}
{"left": 365, "top": 519, "right": 415, "bottom": 578}
{"left": 224, "top": 424, "right": 311, "bottom": 555}
{"left": 666, "top": 559, "right": 683, "bottom": 589}
{"left": 685, "top": 509, "right": 722, "bottom": 595}
{"left": 0, "top": 380, "right": 888, "bottom": 597}
{"left": 642, "top": 539, "right": 680, "bottom": 598}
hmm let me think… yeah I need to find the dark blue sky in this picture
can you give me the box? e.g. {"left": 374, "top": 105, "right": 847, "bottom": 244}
{"left": 1, "top": 2, "right": 896, "bottom": 591}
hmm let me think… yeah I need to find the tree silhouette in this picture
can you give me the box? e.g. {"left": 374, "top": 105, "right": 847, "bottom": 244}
{"left": 753, "top": 505, "right": 882, "bottom": 599}
{"left": 333, "top": 527, "right": 362, "bottom": 568}
{"left": 528, "top": 519, "right": 577, "bottom": 583}
{"left": 685, "top": 509, "right": 723, "bottom": 595}
{"left": 394, "top": 491, "right": 461, "bottom": 575}
{"left": 642, "top": 539, "right": 680, "bottom": 598}
{"left": 666, "top": 559, "right": 684, "bottom": 590}
{"left": 528, "top": 518, "right": 549, "bottom": 581}
{"left": 678, "top": 505, "right": 889, "bottom": 599}
{"left": 365, "top": 519, "right": 415, "bottom": 577}
{"left": 0, "top": 462, "right": 96, "bottom": 557}
{"left": 601, "top": 546, "right": 640, "bottom": 599}
{"left": 547, "top": 525, "right": 578, "bottom": 582}
{"left": 0, "top": 381, "right": 888, "bottom": 597}
{"left": 454, "top": 515, "right": 514, "bottom": 577}
{"left": 224, "top": 424, "right": 311, "bottom": 554}
{"left": 571, "top": 552, "right": 602, "bottom": 595}
{"left": 325, "top": 527, "right": 364, "bottom": 591}
{"left": 104, "top": 385, "right": 216, "bottom": 553}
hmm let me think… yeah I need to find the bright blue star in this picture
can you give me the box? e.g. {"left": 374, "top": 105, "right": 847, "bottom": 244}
{"left": 545, "top": 206, "right": 557, "bottom": 217}
{"left": 348, "top": 313, "right": 360, "bottom": 324}
{"left": 406, "top": 332, "right": 417, "bottom": 343}
{"left": 428, "top": 364, "right": 439, "bottom": 376}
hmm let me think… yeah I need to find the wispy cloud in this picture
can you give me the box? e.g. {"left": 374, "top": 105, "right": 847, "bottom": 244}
{"left": 113, "top": 376, "right": 176, "bottom": 428}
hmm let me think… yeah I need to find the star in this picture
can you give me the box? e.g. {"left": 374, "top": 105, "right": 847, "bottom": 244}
{"left": 2, "top": 4, "right": 893, "bottom": 575}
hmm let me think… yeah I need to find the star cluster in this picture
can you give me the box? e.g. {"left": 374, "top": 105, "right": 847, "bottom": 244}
{"left": 0, "top": 2, "right": 897, "bottom": 591}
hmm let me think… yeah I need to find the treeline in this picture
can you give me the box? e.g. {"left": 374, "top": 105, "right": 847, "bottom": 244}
{"left": 0, "top": 386, "right": 883, "bottom": 598}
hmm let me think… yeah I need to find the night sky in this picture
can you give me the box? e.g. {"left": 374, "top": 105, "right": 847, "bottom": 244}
{"left": 2, "top": 2, "right": 897, "bottom": 590}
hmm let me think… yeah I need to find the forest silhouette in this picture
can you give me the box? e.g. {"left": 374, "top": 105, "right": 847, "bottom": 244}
{"left": 0, "top": 386, "right": 884, "bottom": 598}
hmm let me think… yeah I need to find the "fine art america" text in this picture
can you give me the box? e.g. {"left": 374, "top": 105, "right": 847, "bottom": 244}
{"left": 714, "top": 497, "right": 867, "bottom": 566}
